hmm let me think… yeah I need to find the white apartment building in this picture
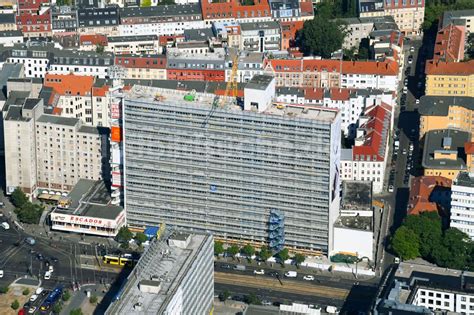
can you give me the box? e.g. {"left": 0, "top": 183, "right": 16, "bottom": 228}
{"left": 106, "top": 35, "right": 160, "bottom": 55}
{"left": 225, "top": 52, "right": 265, "bottom": 83}
{"left": 451, "top": 172, "right": 474, "bottom": 240}
{"left": 49, "top": 51, "right": 113, "bottom": 79}
{"left": 4, "top": 44, "right": 54, "bottom": 78}
{"left": 118, "top": 4, "right": 206, "bottom": 37}
{"left": 341, "top": 71, "right": 398, "bottom": 91}
{"left": 44, "top": 74, "right": 109, "bottom": 127}
{"left": 240, "top": 21, "right": 281, "bottom": 52}
{"left": 276, "top": 87, "right": 395, "bottom": 137}
{"left": 340, "top": 103, "right": 392, "bottom": 193}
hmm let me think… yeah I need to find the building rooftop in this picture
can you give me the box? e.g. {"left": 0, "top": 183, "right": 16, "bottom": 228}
{"left": 53, "top": 179, "right": 123, "bottom": 220}
{"left": 422, "top": 129, "right": 470, "bottom": 170}
{"left": 120, "top": 3, "right": 201, "bottom": 18}
{"left": 166, "top": 47, "right": 226, "bottom": 61}
{"left": 105, "top": 231, "right": 211, "bottom": 314}
{"left": 240, "top": 21, "right": 280, "bottom": 31}
{"left": 433, "top": 24, "right": 465, "bottom": 62}
{"left": 341, "top": 181, "right": 372, "bottom": 211}
{"left": 183, "top": 27, "right": 215, "bottom": 42}
{"left": 44, "top": 73, "right": 95, "bottom": 97}
{"left": 0, "top": 63, "right": 23, "bottom": 89}
{"left": 0, "top": 13, "right": 15, "bottom": 24}
{"left": 453, "top": 171, "right": 474, "bottom": 188}
{"left": 425, "top": 59, "right": 474, "bottom": 75}
{"left": 418, "top": 95, "right": 473, "bottom": 116}
{"left": 442, "top": 9, "right": 474, "bottom": 28}
{"left": 407, "top": 176, "right": 452, "bottom": 215}
{"left": 245, "top": 74, "right": 273, "bottom": 90}
{"left": 108, "top": 35, "right": 158, "bottom": 43}
{"left": 334, "top": 215, "right": 373, "bottom": 231}
{"left": 36, "top": 114, "right": 79, "bottom": 127}
{"left": 0, "top": 30, "right": 23, "bottom": 37}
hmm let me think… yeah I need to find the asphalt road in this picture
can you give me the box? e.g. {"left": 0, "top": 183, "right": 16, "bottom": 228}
{"left": 375, "top": 36, "right": 429, "bottom": 274}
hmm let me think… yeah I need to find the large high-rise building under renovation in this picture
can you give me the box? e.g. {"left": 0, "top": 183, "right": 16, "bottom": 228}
{"left": 123, "top": 81, "right": 341, "bottom": 253}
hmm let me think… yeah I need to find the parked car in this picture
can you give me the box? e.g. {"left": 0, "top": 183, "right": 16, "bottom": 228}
{"left": 29, "top": 295, "right": 38, "bottom": 302}
{"left": 410, "top": 46, "right": 415, "bottom": 52}
{"left": 388, "top": 185, "right": 394, "bottom": 192}
{"left": 233, "top": 265, "right": 246, "bottom": 271}
{"left": 28, "top": 306, "right": 37, "bottom": 314}
{"left": 415, "top": 99, "right": 420, "bottom": 104}
{"left": 303, "top": 275, "right": 315, "bottom": 281}
{"left": 35, "top": 287, "right": 43, "bottom": 295}
{"left": 0, "top": 270, "right": 3, "bottom": 278}
{"left": 1, "top": 222, "right": 9, "bottom": 230}
{"left": 261, "top": 300, "right": 272, "bottom": 306}
{"left": 254, "top": 269, "right": 265, "bottom": 275}
{"left": 25, "top": 237, "right": 35, "bottom": 245}
{"left": 220, "top": 264, "right": 232, "bottom": 269}
{"left": 44, "top": 271, "right": 51, "bottom": 280}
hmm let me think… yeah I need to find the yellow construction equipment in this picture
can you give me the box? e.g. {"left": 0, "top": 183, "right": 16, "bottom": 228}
{"left": 221, "top": 54, "right": 239, "bottom": 106}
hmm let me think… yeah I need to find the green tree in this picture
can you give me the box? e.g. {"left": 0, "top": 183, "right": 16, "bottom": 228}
{"left": 134, "top": 232, "right": 148, "bottom": 245}
{"left": 240, "top": 0, "right": 254, "bottom": 5}
{"left": 293, "top": 253, "right": 306, "bottom": 267}
{"left": 96, "top": 44, "right": 105, "bottom": 54}
{"left": 11, "top": 299, "right": 19, "bottom": 310}
{"left": 116, "top": 226, "right": 133, "bottom": 244}
{"left": 22, "top": 288, "right": 30, "bottom": 295}
{"left": 52, "top": 302, "right": 63, "bottom": 314}
{"left": 62, "top": 290, "right": 71, "bottom": 301}
{"left": 141, "top": 0, "right": 152, "bottom": 6}
{"left": 298, "top": 16, "right": 347, "bottom": 58}
{"left": 257, "top": 246, "right": 272, "bottom": 262}
{"left": 391, "top": 226, "right": 420, "bottom": 260}
{"left": 0, "top": 286, "right": 9, "bottom": 294}
{"left": 241, "top": 244, "right": 255, "bottom": 260}
{"left": 403, "top": 212, "right": 442, "bottom": 258}
{"left": 227, "top": 245, "right": 239, "bottom": 259}
{"left": 219, "top": 290, "right": 231, "bottom": 302}
{"left": 15, "top": 202, "right": 43, "bottom": 224}
{"left": 244, "top": 293, "right": 261, "bottom": 305}
{"left": 276, "top": 248, "right": 290, "bottom": 264}
{"left": 433, "top": 228, "right": 472, "bottom": 269}
{"left": 70, "top": 309, "right": 84, "bottom": 315}
{"left": 89, "top": 295, "right": 98, "bottom": 304}
{"left": 214, "top": 241, "right": 224, "bottom": 257}
{"left": 11, "top": 187, "right": 28, "bottom": 208}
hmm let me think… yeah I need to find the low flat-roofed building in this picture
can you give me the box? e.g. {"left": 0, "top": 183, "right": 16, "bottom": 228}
{"left": 50, "top": 179, "right": 125, "bottom": 237}
{"left": 332, "top": 180, "right": 373, "bottom": 259}
{"left": 106, "top": 35, "right": 160, "bottom": 55}
{"left": 105, "top": 231, "right": 213, "bottom": 314}
{"left": 422, "top": 129, "right": 471, "bottom": 180}
{"left": 374, "top": 261, "right": 474, "bottom": 314}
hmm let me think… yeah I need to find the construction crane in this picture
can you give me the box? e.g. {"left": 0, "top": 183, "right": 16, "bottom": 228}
{"left": 201, "top": 54, "right": 239, "bottom": 127}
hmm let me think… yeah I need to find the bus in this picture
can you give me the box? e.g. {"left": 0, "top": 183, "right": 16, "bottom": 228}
{"left": 103, "top": 255, "right": 120, "bottom": 265}
{"left": 40, "top": 286, "right": 62, "bottom": 313}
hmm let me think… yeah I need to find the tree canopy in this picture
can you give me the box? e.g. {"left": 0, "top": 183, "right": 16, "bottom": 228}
{"left": 11, "top": 187, "right": 28, "bottom": 208}
{"left": 276, "top": 248, "right": 290, "bottom": 263}
{"left": 298, "top": 16, "right": 347, "bottom": 58}
{"left": 258, "top": 246, "right": 272, "bottom": 262}
{"left": 14, "top": 202, "right": 43, "bottom": 224}
{"left": 214, "top": 241, "right": 224, "bottom": 256}
{"left": 116, "top": 226, "right": 133, "bottom": 244}
{"left": 391, "top": 212, "right": 474, "bottom": 270}
{"left": 227, "top": 245, "right": 239, "bottom": 258}
{"left": 134, "top": 232, "right": 148, "bottom": 245}
{"left": 423, "top": 0, "right": 474, "bottom": 30}
{"left": 241, "top": 244, "right": 255, "bottom": 258}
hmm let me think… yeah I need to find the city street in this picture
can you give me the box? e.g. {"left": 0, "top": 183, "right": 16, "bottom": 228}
{"left": 374, "top": 35, "right": 430, "bottom": 274}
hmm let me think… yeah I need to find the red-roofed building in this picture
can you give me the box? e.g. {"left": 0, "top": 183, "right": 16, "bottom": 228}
{"left": 16, "top": 6, "right": 51, "bottom": 38}
{"left": 264, "top": 58, "right": 399, "bottom": 91}
{"left": 281, "top": 21, "right": 304, "bottom": 50}
{"left": 407, "top": 176, "right": 452, "bottom": 216}
{"left": 201, "top": 0, "right": 272, "bottom": 23}
{"left": 115, "top": 54, "right": 167, "bottom": 80}
{"left": 44, "top": 73, "right": 110, "bottom": 127}
{"left": 433, "top": 24, "right": 465, "bottom": 63}
{"left": 79, "top": 34, "right": 108, "bottom": 51}
{"left": 340, "top": 103, "right": 393, "bottom": 193}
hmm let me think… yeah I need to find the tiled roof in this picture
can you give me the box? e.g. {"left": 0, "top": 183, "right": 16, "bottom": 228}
{"left": 80, "top": 34, "right": 108, "bottom": 46}
{"left": 352, "top": 103, "right": 392, "bottom": 161}
{"left": 201, "top": 0, "right": 271, "bottom": 20}
{"left": 266, "top": 58, "right": 399, "bottom": 75}
{"left": 115, "top": 54, "right": 167, "bottom": 69}
{"left": 464, "top": 142, "right": 474, "bottom": 155}
{"left": 407, "top": 176, "right": 452, "bottom": 215}
{"left": 425, "top": 59, "right": 474, "bottom": 75}
{"left": 433, "top": 24, "right": 465, "bottom": 63}
{"left": 44, "top": 73, "right": 95, "bottom": 96}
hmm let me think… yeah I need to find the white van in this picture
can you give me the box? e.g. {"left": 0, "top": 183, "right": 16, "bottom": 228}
{"left": 284, "top": 271, "right": 297, "bottom": 278}
{"left": 0, "top": 270, "right": 3, "bottom": 278}
{"left": 1, "top": 222, "right": 9, "bottom": 230}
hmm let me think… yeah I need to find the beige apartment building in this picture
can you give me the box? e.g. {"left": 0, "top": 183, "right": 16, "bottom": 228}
{"left": 3, "top": 96, "right": 43, "bottom": 194}
{"left": 35, "top": 115, "right": 106, "bottom": 192}
{"left": 4, "top": 95, "right": 108, "bottom": 195}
